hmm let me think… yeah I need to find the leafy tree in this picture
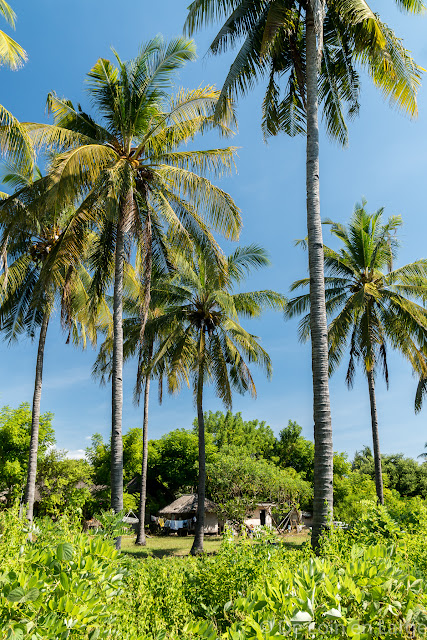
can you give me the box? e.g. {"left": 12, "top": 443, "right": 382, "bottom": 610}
{"left": 185, "top": 0, "right": 424, "bottom": 549}
{"left": 383, "top": 454, "right": 427, "bottom": 498}
{"left": 0, "top": 403, "right": 54, "bottom": 506}
{"left": 148, "top": 428, "right": 217, "bottom": 497}
{"left": 207, "top": 448, "right": 311, "bottom": 526}
{"left": 333, "top": 471, "right": 378, "bottom": 523}
{"left": 198, "top": 410, "right": 276, "bottom": 459}
{"left": 150, "top": 245, "right": 285, "bottom": 553}
{"left": 276, "top": 421, "right": 315, "bottom": 480}
{"left": 28, "top": 38, "right": 241, "bottom": 530}
{"left": 36, "top": 450, "right": 93, "bottom": 517}
{"left": 353, "top": 446, "right": 375, "bottom": 476}
{"left": 86, "top": 428, "right": 146, "bottom": 488}
{"left": 353, "top": 446, "right": 427, "bottom": 498}
{"left": 288, "top": 203, "right": 427, "bottom": 504}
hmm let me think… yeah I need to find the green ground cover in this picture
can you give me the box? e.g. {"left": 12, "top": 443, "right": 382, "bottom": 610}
{"left": 1, "top": 501, "right": 427, "bottom": 639}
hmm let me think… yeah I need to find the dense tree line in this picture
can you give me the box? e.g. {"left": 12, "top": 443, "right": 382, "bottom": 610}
{"left": 2, "top": 404, "right": 427, "bottom": 528}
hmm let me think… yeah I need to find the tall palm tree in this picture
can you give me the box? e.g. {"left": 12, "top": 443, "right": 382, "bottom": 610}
{"left": 184, "top": 0, "right": 424, "bottom": 547}
{"left": 287, "top": 202, "right": 427, "bottom": 504}
{"left": 22, "top": 37, "right": 242, "bottom": 533}
{"left": 92, "top": 264, "right": 171, "bottom": 546}
{"left": 0, "top": 166, "right": 105, "bottom": 520}
{"left": 149, "top": 245, "right": 286, "bottom": 554}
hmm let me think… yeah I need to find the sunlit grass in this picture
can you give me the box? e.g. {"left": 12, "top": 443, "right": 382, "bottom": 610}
{"left": 121, "top": 531, "right": 310, "bottom": 558}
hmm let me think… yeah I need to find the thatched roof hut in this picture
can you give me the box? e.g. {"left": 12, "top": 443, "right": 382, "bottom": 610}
{"left": 158, "top": 494, "right": 217, "bottom": 517}
{"left": 158, "top": 494, "right": 220, "bottom": 534}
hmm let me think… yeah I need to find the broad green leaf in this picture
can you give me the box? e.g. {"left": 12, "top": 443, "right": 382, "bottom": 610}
{"left": 56, "top": 543, "right": 73, "bottom": 562}
{"left": 7, "top": 586, "right": 25, "bottom": 603}
{"left": 24, "top": 588, "right": 40, "bottom": 602}
{"left": 60, "top": 572, "right": 69, "bottom": 591}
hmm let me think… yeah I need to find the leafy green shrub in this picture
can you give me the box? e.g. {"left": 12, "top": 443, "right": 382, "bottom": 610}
{"left": 0, "top": 535, "right": 124, "bottom": 639}
{"left": 114, "top": 555, "right": 195, "bottom": 638}
{"left": 182, "top": 533, "right": 306, "bottom": 630}
{"left": 187, "top": 544, "right": 427, "bottom": 639}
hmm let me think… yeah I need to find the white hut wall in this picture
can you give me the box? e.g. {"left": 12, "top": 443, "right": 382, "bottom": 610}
{"left": 203, "top": 512, "right": 219, "bottom": 534}
{"left": 244, "top": 507, "right": 272, "bottom": 528}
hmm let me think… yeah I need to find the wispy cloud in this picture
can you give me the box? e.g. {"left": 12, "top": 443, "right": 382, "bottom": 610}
{"left": 43, "top": 368, "right": 91, "bottom": 391}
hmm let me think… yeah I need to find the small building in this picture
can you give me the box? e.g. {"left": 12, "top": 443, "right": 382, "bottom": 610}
{"left": 158, "top": 495, "right": 277, "bottom": 534}
{"left": 158, "top": 494, "right": 220, "bottom": 534}
{"left": 244, "top": 503, "right": 274, "bottom": 529}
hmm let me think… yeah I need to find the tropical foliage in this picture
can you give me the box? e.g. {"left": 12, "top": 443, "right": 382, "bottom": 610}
{"left": 184, "top": 0, "right": 425, "bottom": 549}
{"left": 3, "top": 501, "right": 427, "bottom": 639}
{"left": 147, "top": 245, "right": 285, "bottom": 552}
{"left": 8, "top": 36, "right": 242, "bottom": 529}
{"left": 287, "top": 202, "right": 427, "bottom": 504}
{"left": 0, "top": 403, "right": 54, "bottom": 506}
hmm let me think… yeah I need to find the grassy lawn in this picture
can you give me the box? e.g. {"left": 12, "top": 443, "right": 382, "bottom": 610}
{"left": 121, "top": 534, "right": 223, "bottom": 558}
{"left": 121, "top": 531, "right": 310, "bottom": 559}
{"left": 279, "top": 532, "right": 310, "bottom": 548}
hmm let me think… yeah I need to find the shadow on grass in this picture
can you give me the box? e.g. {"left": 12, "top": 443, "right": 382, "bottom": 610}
{"left": 280, "top": 533, "right": 310, "bottom": 550}
{"left": 122, "top": 547, "right": 185, "bottom": 559}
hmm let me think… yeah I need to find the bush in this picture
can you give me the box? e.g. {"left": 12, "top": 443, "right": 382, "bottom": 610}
{"left": 187, "top": 544, "right": 427, "bottom": 639}
{"left": 0, "top": 535, "right": 124, "bottom": 639}
{"left": 182, "top": 530, "right": 305, "bottom": 630}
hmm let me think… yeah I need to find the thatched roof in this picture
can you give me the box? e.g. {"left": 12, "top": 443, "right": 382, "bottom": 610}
{"left": 158, "top": 494, "right": 217, "bottom": 516}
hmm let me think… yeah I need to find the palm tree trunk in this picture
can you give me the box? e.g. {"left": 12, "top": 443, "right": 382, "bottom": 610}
{"left": 367, "top": 368, "right": 384, "bottom": 504}
{"left": 191, "top": 345, "right": 206, "bottom": 555}
{"left": 306, "top": 5, "right": 334, "bottom": 550}
{"left": 111, "top": 217, "right": 125, "bottom": 547}
{"left": 24, "top": 310, "right": 49, "bottom": 521}
{"left": 135, "top": 374, "right": 151, "bottom": 545}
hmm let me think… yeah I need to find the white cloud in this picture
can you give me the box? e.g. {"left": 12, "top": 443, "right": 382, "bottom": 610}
{"left": 65, "top": 449, "right": 87, "bottom": 460}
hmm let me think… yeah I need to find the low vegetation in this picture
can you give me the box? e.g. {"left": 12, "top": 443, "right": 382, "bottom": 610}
{"left": 2, "top": 501, "right": 427, "bottom": 639}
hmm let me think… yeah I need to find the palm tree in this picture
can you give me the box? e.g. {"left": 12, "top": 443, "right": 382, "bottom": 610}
{"left": 148, "top": 245, "right": 286, "bottom": 553}
{"left": 93, "top": 264, "right": 171, "bottom": 546}
{"left": 184, "top": 0, "right": 424, "bottom": 547}
{"left": 0, "top": 166, "right": 105, "bottom": 520}
{"left": 287, "top": 202, "right": 427, "bottom": 504}
{"left": 0, "top": 1, "right": 33, "bottom": 179}
{"left": 0, "top": 0, "right": 26, "bottom": 70}
{"left": 22, "top": 37, "right": 242, "bottom": 533}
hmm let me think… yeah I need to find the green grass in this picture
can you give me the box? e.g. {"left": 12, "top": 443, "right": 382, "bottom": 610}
{"left": 121, "top": 534, "right": 223, "bottom": 558}
{"left": 279, "top": 532, "right": 309, "bottom": 548}
{"left": 121, "top": 531, "right": 310, "bottom": 559}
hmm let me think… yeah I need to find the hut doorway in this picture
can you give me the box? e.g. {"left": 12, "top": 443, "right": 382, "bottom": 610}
{"left": 260, "top": 509, "right": 266, "bottom": 526}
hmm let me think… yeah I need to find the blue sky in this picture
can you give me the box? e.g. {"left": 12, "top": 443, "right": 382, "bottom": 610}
{"left": 1, "top": 0, "right": 427, "bottom": 460}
